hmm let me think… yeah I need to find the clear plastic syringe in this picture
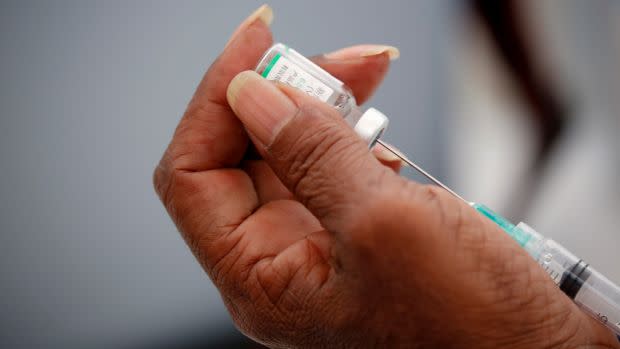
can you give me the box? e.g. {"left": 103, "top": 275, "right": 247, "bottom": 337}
{"left": 255, "top": 43, "right": 620, "bottom": 338}
{"left": 377, "top": 140, "right": 620, "bottom": 338}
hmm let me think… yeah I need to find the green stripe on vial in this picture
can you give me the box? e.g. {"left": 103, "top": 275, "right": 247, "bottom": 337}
{"left": 261, "top": 52, "right": 282, "bottom": 78}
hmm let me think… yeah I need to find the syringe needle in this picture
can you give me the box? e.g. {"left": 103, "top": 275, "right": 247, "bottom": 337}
{"left": 376, "top": 139, "right": 469, "bottom": 204}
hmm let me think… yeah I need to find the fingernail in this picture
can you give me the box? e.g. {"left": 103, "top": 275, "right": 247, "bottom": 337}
{"left": 227, "top": 71, "right": 297, "bottom": 145}
{"left": 225, "top": 4, "right": 273, "bottom": 49}
{"left": 360, "top": 45, "right": 400, "bottom": 60}
{"left": 324, "top": 45, "right": 400, "bottom": 61}
{"left": 372, "top": 142, "right": 401, "bottom": 162}
{"left": 245, "top": 4, "right": 274, "bottom": 27}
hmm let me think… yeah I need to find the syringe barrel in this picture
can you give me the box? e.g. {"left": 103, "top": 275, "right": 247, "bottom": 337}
{"left": 574, "top": 267, "right": 620, "bottom": 335}
{"left": 517, "top": 223, "right": 620, "bottom": 335}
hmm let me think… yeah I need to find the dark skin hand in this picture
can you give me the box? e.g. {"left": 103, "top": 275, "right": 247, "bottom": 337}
{"left": 154, "top": 5, "right": 620, "bottom": 348}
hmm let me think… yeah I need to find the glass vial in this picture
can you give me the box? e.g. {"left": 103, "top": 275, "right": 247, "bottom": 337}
{"left": 255, "top": 43, "right": 388, "bottom": 146}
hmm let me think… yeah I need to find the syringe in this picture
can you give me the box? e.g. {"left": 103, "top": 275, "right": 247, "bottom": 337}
{"left": 377, "top": 140, "right": 620, "bottom": 338}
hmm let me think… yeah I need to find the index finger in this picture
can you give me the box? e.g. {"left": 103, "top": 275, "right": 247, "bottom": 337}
{"left": 153, "top": 5, "right": 275, "bottom": 268}
{"left": 158, "top": 5, "right": 274, "bottom": 177}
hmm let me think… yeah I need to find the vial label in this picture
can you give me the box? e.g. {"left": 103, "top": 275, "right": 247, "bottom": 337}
{"left": 261, "top": 53, "right": 334, "bottom": 102}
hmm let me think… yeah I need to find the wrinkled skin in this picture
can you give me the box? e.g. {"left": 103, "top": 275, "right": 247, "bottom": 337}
{"left": 153, "top": 9, "right": 620, "bottom": 349}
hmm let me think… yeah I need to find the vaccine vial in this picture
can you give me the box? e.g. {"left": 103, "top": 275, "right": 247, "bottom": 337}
{"left": 255, "top": 43, "right": 388, "bottom": 146}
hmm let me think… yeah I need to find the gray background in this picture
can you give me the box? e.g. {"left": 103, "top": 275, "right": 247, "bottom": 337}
{"left": 0, "top": 1, "right": 454, "bottom": 347}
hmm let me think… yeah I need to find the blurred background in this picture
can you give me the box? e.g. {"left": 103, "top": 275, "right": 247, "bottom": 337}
{"left": 0, "top": 0, "right": 618, "bottom": 347}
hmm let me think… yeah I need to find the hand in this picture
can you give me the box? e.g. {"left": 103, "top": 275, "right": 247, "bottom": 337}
{"left": 154, "top": 5, "right": 620, "bottom": 348}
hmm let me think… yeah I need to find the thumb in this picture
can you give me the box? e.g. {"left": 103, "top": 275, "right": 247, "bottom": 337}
{"left": 227, "top": 70, "right": 390, "bottom": 230}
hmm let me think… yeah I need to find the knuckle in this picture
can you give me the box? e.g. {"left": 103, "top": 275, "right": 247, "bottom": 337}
{"left": 152, "top": 162, "right": 168, "bottom": 201}
{"left": 153, "top": 165, "right": 182, "bottom": 229}
{"left": 153, "top": 148, "right": 176, "bottom": 209}
{"left": 156, "top": 154, "right": 187, "bottom": 208}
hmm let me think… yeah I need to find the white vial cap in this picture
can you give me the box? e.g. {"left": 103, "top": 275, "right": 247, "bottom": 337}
{"left": 353, "top": 107, "right": 389, "bottom": 146}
